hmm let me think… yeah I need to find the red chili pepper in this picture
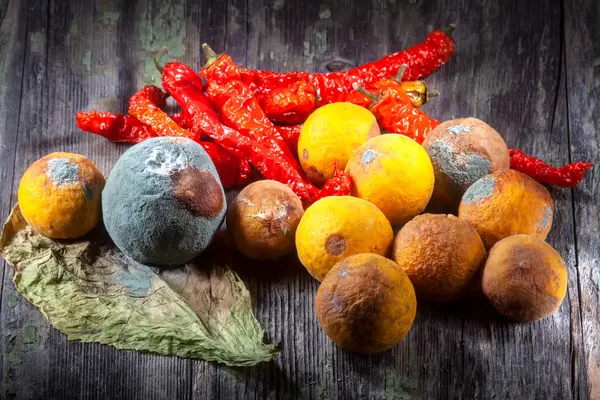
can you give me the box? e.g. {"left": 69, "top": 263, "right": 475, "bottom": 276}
{"left": 128, "top": 85, "right": 196, "bottom": 140}
{"left": 170, "top": 112, "right": 189, "bottom": 129}
{"left": 204, "top": 78, "right": 305, "bottom": 175}
{"left": 355, "top": 82, "right": 440, "bottom": 144}
{"left": 76, "top": 110, "right": 157, "bottom": 143}
{"left": 203, "top": 76, "right": 352, "bottom": 201}
{"left": 508, "top": 149, "right": 593, "bottom": 187}
{"left": 76, "top": 110, "right": 253, "bottom": 188}
{"left": 257, "top": 80, "right": 317, "bottom": 125}
{"left": 274, "top": 125, "right": 302, "bottom": 157}
{"left": 162, "top": 61, "right": 351, "bottom": 202}
{"left": 316, "top": 162, "right": 353, "bottom": 200}
{"left": 160, "top": 62, "right": 315, "bottom": 202}
{"left": 201, "top": 26, "right": 454, "bottom": 107}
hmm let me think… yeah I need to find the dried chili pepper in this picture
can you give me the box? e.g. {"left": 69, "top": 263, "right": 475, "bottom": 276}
{"left": 202, "top": 73, "right": 352, "bottom": 201}
{"left": 160, "top": 62, "right": 317, "bottom": 202}
{"left": 76, "top": 110, "right": 157, "bottom": 143}
{"left": 162, "top": 61, "right": 351, "bottom": 202}
{"left": 258, "top": 80, "right": 317, "bottom": 125}
{"left": 201, "top": 26, "right": 454, "bottom": 107}
{"left": 354, "top": 83, "right": 440, "bottom": 144}
{"left": 508, "top": 149, "right": 593, "bottom": 187}
{"left": 204, "top": 78, "right": 305, "bottom": 174}
{"left": 76, "top": 110, "right": 252, "bottom": 188}
{"left": 169, "top": 112, "right": 189, "bottom": 129}
{"left": 128, "top": 85, "right": 197, "bottom": 139}
{"left": 274, "top": 125, "right": 302, "bottom": 157}
{"left": 317, "top": 162, "right": 353, "bottom": 200}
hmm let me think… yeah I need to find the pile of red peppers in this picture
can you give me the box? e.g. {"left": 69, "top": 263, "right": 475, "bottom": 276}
{"left": 77, "top": 26, "right": 593, "bottom": 199}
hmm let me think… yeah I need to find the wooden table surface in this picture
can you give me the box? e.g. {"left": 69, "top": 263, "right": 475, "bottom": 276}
{"left": 1, "top": 0, "right": 599, "bottom": 399}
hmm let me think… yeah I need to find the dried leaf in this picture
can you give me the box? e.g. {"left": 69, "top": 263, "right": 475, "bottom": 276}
{"left": 0, "top": 205, "right": 278, "bottom": 366}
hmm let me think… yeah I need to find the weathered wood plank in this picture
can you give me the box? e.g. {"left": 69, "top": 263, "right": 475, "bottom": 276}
{"left": 0, "top": 0, "right": 30, "bottom": 398}
{"left": 429, "top": 1, "right": 582, "bottom": 399}
{"left": 0, "top": 0, "right": 593, "bottom": 399}
{"left": 564, "top": 0, "right": 600, "bottom": 399}
{"left": 0, "top": 1, "right": 55, "bottom": 398}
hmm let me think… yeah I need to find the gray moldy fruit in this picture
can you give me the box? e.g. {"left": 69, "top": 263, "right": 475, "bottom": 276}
{"left": 422, "top": 117, "right": 510, "bottom": 213}
{"left": 102, "top": 137, "right": 226, "bottom": 265}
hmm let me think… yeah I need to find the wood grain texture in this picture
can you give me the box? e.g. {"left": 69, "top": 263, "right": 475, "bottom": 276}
{"left": 564, "top": 0, "right": 600, "bottom": 399}
{"left": 428, "top": 2, "right": 584, "bottom": 399}
{"left": 0, "top": 0, "right": 29, "bottom": 398}
{"left": 0, "top": 0, "right": 597, "bottom": 399}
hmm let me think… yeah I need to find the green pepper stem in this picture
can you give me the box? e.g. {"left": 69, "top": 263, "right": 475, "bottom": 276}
{"left": 394, "top": 64, "right": 408, "bottom": 81}
{"left": 428, "top": 90, "right": 440, "bottom": 98}
{"left": 202, "top": 43, "right": 220, "bottom": 67}
{"left": 153, "top": 46, "right": 169, "bottom": 73}
{"left": 353, "top": 83, "right": 378, "bottom": 103}
{"left": 442, "top": 24, "right": 456, "bottom": 39}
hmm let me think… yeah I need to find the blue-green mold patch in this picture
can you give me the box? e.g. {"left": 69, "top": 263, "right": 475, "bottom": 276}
{"left": 47, "top": 158, "right": 80, "bottom": 187}
{"left": 541, "top": 206, "right": 553, "bottom": 229}
{"left": 361, "top": 148, "right": 377, "bottom": 165}
{"left": 116, "top": 264, "right": 155, "bottom": 297}
{"left": 427, "top": 139, "right": 491, "bottom": 191}
{"left": 462, "top": 176, "right": 497, "bottom": 204}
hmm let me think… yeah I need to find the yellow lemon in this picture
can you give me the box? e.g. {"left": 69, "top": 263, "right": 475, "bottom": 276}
{"left": 18, "top": 152, "right": 105, "bottom": 239}
{"left": 298, "top": 102, "right": 380, "bottom": 185}
{"left": 295, "top": 196, "right": 393, "bottom": 281}
{"left": 345, "top": 134, "right": 435, "bottom": 225}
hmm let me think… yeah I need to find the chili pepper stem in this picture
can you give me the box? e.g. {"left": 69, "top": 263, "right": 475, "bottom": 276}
{"left": 153, "top": 46, "right": 169, "bottom": 73}
{"left": 202, "top": 43, "right": 222, "bottom": 68}
{"left": 394, "top": 64, "right": 408, "bottom": 81}
{"left": 353, "top": 83, "right": 379, "bottom": 104}
{"left": 442, "top": 24, "right": 456, "bottom": 41}
{"left": 427, "top": 89, "right": 440, "bottom": 102}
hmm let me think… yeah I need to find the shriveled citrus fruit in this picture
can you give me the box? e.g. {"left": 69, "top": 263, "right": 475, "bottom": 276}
{"left": 482, "top": 234, "right": 567, "bottom": 322}
{"left": 18, "top": 152, "right": 105, "bottom": 239}
{"left": 316, "top": 253, "right": 417, "bottom": 354}
{"left": 227, "top": 180, "right": 304, "bottom": 261}
{"left": 345, "top": 134, "right": 434, "bottom": 225}
{"left": 392, "top": 213, "right": 486, "bottom": 302}
{"left": 298, "top": 102, "right": 380, "bottom": 185}
{"left": 458, "top": 169, "right": 554, "bottom": 249}
{"left": 295, "top": 196, "right": 393, "bottom": 281}
{"left": 422, "top": 118, "right": 510, "bottom": 213}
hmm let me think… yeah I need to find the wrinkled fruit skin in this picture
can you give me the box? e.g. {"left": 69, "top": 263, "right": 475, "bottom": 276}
{"left": 227, "top": 180, "right": 304, "bottom": 261}
{"left": 102, "top": 137, "right": 226, "bottom": 266}
{"left": 18, "top": 152, "right": 105, "bottom": 239}
{"left": 393, "top": 213, "right": 486, "bottom": 302}
{"left": 482, "top": 234, "right": 567, "bottom": 322}
{"left": 458, "top": 169, "right": 554, "bottom": 250}
{"left": 346, "top": 134, "right": 434, "bottom": 225}
{"left": 299, "top": 102, "right": 380, "bottom": 186}
{"left": 316, "top": 253, "right": 417, "bottom": 354}
{"left": 295, "top": 196, "right": 393, "bottom": 281}
{"left": 422, "top": 118, "right": 510, "bottom": 213}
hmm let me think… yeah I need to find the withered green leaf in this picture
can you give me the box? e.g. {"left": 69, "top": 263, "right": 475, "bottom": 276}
{"left": 0, "top": 205, "right": 278, "bottom": 366}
